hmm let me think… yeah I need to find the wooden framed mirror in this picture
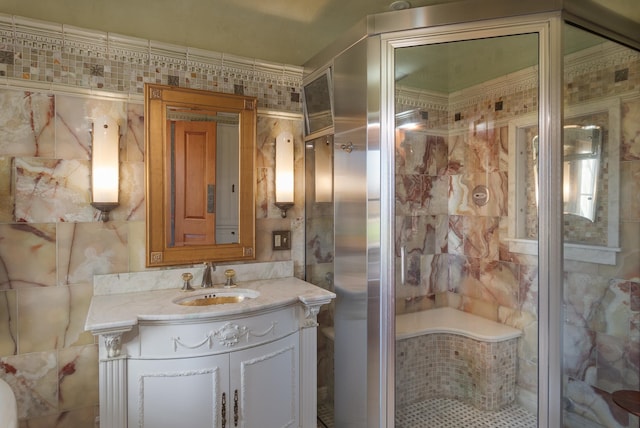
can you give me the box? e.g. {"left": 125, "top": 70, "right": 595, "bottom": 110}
{"left": 145, "top": 84, "right": 256, "bottom": 267}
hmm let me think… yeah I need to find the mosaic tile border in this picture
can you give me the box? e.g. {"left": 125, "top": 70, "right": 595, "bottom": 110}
{"left": 0, "top": 14, "right": 303, "bottom": 111}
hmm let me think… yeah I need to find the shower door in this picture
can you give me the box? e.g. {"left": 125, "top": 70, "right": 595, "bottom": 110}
{"left": 560, "top": 23, "right": 640, "bottom": 428}
{"left": 385, "top": 21, "right": 546, "bottom": 428}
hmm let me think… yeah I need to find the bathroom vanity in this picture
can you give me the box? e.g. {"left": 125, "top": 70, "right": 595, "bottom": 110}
{"left": 85, "top": 274, "right": 335, "bottom": 428}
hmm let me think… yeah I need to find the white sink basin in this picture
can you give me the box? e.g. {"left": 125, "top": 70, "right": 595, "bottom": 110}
{"left": 173, "top": 289, "right": 260, "bottom": 306}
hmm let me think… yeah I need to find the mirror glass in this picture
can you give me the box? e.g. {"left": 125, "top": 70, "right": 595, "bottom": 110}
{"left": 146, "top": 84, "right": 256, "bottom": 267}
{"left": 532, "top": 125, "right": 602, "bottom": 222}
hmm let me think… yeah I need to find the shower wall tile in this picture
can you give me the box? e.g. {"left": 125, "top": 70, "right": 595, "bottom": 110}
{"left": 396, "top": 41, "right": 640, "bottom": 425}
{"left": 449, "top": 172, "right": 507, "bottom": 217}
{"left": 0, "top": 223, "right": 57, "bottom": 290}
{"left": 621, "top": 99, "right": 640, "bottom": 160}
{"left": 563, "top": 323, "right": 597, "bottom": 382}
{"left": 396, "top": 132, "right": 447, "bottom": 176}
{"left": 564, "top": 271, "right": 609, "bottom": 329}
{"left": 464, "top": 216, "right": 500, "bottom": 260}
{"left": 564, "top": 378, "right": 631, "bottom": 428}
{"left": 518, "top": 263, "right": 538, "bottom": 316}
{"left": 589, "top": 279, "right": 632, "bottom": 338}
{"left": 620, "top": 160, "right": 640, "bottom": 221}
{"left": 595, "top": 332, "right": 639, "bottom": 392}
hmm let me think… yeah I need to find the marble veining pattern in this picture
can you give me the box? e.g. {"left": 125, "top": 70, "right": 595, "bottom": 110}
{"left": 394, "top": 40, "right": 640, "bottom": 427}
{"left": 0, "top": 58, "right": 304, "bottom": 426}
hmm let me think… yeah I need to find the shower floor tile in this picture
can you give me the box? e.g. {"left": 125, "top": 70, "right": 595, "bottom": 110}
{"left": 396, "top": 398, "right": 537, "bottom": 428}
{"left": 318, "top": 398, "right": 536, "bottom": 427}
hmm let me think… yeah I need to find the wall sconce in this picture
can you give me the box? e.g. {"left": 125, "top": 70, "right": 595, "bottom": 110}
{"left": 91, "top": 115, "right": 120, "bottom": 221}
{"left": 275, "top": 132, "right": 294, "bottom": 218}
{"left": 314, "top": 136, "right": 332, "bottom": 203}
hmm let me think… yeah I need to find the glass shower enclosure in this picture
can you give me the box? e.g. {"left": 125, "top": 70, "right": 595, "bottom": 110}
{"left": 303, "top": 2, "right": 640, "bottom": 427}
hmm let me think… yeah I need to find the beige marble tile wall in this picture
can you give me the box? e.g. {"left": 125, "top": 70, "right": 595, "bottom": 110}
{"left": 395, "top": 42, "right": 640, "bottom": 426}
{"left": 0, "top": 17, "right": 304, "bottom": 427}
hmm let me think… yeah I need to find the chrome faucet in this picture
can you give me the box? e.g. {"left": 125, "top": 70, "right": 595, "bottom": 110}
{"left": 201, "top": 262, "right": 216, "bottom": 288}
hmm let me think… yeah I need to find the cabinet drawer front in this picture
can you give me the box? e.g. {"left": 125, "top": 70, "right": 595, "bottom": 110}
{"left": 138, "top": 307, "right": 298, "bottom": 357}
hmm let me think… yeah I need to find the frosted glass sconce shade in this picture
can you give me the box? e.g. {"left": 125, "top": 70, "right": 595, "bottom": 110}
{"left": 91, "top": 115, "right": 120, "bottom": 221}
{"left": 275, "top": 132, "right": 294, "bottom": 218}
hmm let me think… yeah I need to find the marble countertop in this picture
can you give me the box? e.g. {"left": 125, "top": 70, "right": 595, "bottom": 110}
{"left": 85, "top": 276, "right": 335, "bottom": 333}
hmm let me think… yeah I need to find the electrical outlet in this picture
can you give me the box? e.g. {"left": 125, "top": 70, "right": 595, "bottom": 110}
{"left": 272, "top": 230, "right": 291, "bottom": 250}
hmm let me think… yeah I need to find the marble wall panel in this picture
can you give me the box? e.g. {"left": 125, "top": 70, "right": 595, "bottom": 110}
{"left": 0, "top": 157, "right": 12, "bottom": 222}
{"left": 0, "top": 20, "right": 305, "bottom": 426}
{"left": 21, "top": 406, "right": 98, "bottom": 428}
{"left": 113, "top": 160, "right": 145, "bottom": 222}
{"left": 55, "top": 95, "right": 126, "bottom": 161}
{"left": 125, "top": 103, "right": 145, "bottom": 162}
{"left": 0, "top": 351, "right": 58, "bottom": 419}
{"left": 0, "top": 290, "right": 17, "bottom": 356}
{"left": 0, "top": 223, "right": 57, "bottom": 289}
{"left": 56, "top": 222, "right": 129, "bottom": 285}
{"left": 14, "top": 158, "right": 93, "bottom": 223}
{"left": 58, "top": 344, "right": 99, "bottom": 411}
{"left": 17, "top": 285, "right": 93, "bottom": 353}
{"left": 0, "top": 90, "right": 55, "bottom": 158}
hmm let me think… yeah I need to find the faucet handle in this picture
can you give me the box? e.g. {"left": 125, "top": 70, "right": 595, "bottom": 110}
{"left": 181, "top": 272, "right": 194, "bottom": 292}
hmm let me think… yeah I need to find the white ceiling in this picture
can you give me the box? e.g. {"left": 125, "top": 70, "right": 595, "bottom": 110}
{"left": 0, "top": 0, "right": 638, "bottom": 66}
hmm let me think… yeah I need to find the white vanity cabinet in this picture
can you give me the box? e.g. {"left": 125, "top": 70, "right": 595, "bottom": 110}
{"left": 126, "top": 307, "right": 300, "bottom": 428}
{"left": 85, "top": 276, "right": 335, "bottom": 428}
{"left": 127, "top": 333, "right": 299, "bottom": 428}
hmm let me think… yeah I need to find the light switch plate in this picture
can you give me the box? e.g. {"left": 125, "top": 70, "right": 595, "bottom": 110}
{"left": 272, "top": 230, "right": 291, "bottom": 250}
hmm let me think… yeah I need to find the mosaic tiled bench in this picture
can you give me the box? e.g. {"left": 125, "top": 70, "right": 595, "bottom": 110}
{"left": 395, "top": 307, "right": 522, "bottom": 411}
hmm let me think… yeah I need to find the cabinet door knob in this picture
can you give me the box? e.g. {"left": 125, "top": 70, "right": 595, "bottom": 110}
{"left": 234, "top": 389, "right": 239, "bottom": 426}
{"left": 222, "top": 392, "right": 227, "bottom": 428}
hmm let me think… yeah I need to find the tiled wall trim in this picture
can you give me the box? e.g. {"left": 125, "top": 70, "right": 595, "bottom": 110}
{"left": 0, "top": 14, "right": 303, "bottom": 111}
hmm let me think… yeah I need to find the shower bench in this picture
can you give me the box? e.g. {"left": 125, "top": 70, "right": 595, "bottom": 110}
{"left": 395, "top": 307, "right": 522, "bottom": 411}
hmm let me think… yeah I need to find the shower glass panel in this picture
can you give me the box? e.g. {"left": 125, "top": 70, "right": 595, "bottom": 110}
{"left": 303, "top": 134, "right": 335, "bottom": 427}
{"left": 394, "top": 33, "right": 539, "bottom": 427}
{"left": 561, "top": 23, "right": 640, "bottom": 428}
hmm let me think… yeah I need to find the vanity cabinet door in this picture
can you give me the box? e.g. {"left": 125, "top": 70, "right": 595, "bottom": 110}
{"left": 230, "top": 332, "right": 299, "bottom": 428}
{"left": 127, "top": 354, "right": 229, "bottom": 428}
